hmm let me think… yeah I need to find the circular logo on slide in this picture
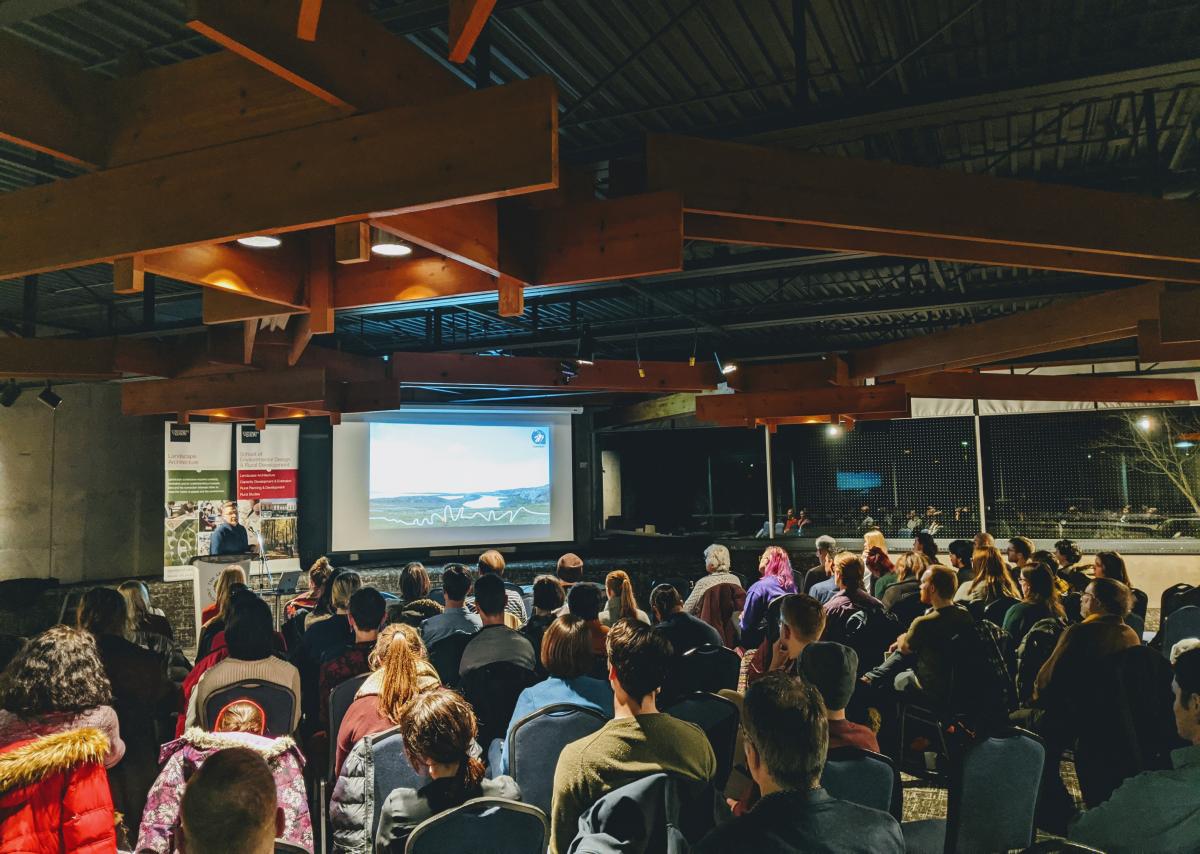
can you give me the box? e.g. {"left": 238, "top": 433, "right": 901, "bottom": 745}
{"left": 531, "top": 429, "right": 547, "bottom": 446}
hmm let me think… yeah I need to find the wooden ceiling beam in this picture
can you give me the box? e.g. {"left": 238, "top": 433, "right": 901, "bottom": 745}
{"left": 121, "top": 366, "right": 329, "bottom": 415}
{"left": 296, "top": 0, "right": 322, "bottom": 40}
{"left": 685, "top": 214, "right": 1200, "bottom": 285}
{"left": 142, "top": 241, "right": 307, "bottom": 308}
{"left": 1137, "top": 319, "right": 1200, "bottom": 362}
{"left": 185, "top": 0, "right": 463, "bottom": 111}
{"left": 332, "top": 255, "right": 496, "bottom": 309}
{"left": 725, "top": 358, "right": 849, "bottom": 392}
{"left": 448, "top": 0, "right": 498, "bottom": 63}
{"left": 596, "top": 392, "right": 698, "bottom": 428}
{"left": 650, "top": 134, "right": 1200, "bottom": 267}
{"left": 901, "top": 371, "right": 1198, "bottom": 403}
{"left": 0, "top": 338, "right": 174, "bottom": 380}
{"left": 0, "top": 76, "right": 558, "bottom": 280}
{"left": 848, "top": 282, "right": 1165, "bottom": 381}
{"left": 374, "top": 202, "right": 503, "bottom": 278}
{"left": 695, "top": 385, "right": 910, "bottom": 425}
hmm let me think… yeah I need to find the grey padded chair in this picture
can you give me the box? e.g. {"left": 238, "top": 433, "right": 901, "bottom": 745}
{"left": 403, "top": 797, "right": 547, "bottom": 854}
{"left": 1163, "top": 604, "right": 1200, "bottom": 656}
{"left": 507, "top": 703, "right": 607, "bottom": 818}
{"left": 370, "top": 725, "right": 430, "bottom": 836}
{"left": 428, "top": 630, "right": 475, "bottom": 687}
{"left": 328, "top": 672, "right": 370, "bottom": 778}
{"left": 821, "top": 746, "right": 901, "bottom": 819}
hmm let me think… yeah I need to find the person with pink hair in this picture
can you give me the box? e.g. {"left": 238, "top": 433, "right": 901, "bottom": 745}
{"left": 739, "top": 546, "right": 797, "bottom": 650}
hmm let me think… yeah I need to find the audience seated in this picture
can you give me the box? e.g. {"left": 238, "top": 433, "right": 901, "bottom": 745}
{"left": 197, "top": 566, "right": 247, "bottom": 660}
{"left": 555, "top": 553, "right": 585, "bottom": 608}
{"left": 335, "top": 624, "right": 439, "bottom": 775}
{"left": 812, "top": 547, "right": 863, "bottom": 606}
{"left": 684, "top": 544, "right": 744, "bottom": 612}
{"left": 741, "top": 546, "right": 798, "bottom": 650}
{"left": 1053, "top": 538, "right": 1092, "bottom": 593}
{"left": 878, "top": 552, "right": 928, "bottom": 609}
{"left": 520, "top": 575, "right": 564, "bottom": 672}
{"left": 764, "top": 593, "right": 826, "bottom": 677}
{"left": 187, "top": 593, "right": 301, "bottom": 733}
{"left": 866, "top": 548, "right": 900, "bottom": 600}
{"left": 566, "top": 582, "right": 609, "bottom": 658}
{"left": 385, "top": 562, "right": 444, "bottom": 628}
{"left": 550, "top": 619, "right": 716, "bottom": 854}
{"left": 493, "top": 615, "right": 613, "bottom": 775}
{"left": 419, "top": 564, "right": 481, "bottom": 647}
{"left": 468, "top": 550, "right": 528, "bottom": 626}
{"left": 1093, "top": 550, "right": 1149, "bottom": 619}
{"left": 692, "top": 672, "right": 903, "bottom": 854}
{"left": 799, "top": 536, "right": 837, "bottom": 595}
{"left": 1004, "top": 563, "right": 1066, "bottom": 645}
{"left": 137, "top": 701, "right": 311, "bottom": 853}
{"left": 0, "top": 631, "right": 120, "bottom": 853}
{"left": 292, "top": 570, "right": 361, "bottom": 734}
{"left": 650, "top": 583, "right": 721, "bottom": 656}
{"left": 319, "top": 587, "right": 385, "bottom": 731}
{"left": 822, "top": 553, "right": 883, "bottom": 644}
{"left": 459, "top": 574, "right": 537, "bottom": 678}
{"left": 912, "top": 531, "right": 938, "bottom": 563}
{"left": 945, "top": 539, "right": 973, "bottom": 585}
{"left": 600, "top": 569, "right": 650, "bottom": 626}
{"left": 375, "top": 690, "right": 521, "bottom": 853}
{"left": 178, "top": 746, "right": 285, "bottom": 854}
{"left": 1069, "top": 646, "right": 1200, "bottom": 853}
{"left": 956, "top": 545, "right": 1020, "bottom": 606}
{"left": 1007, "top": 536, "right": 1035, "bottom": 574}
{"left": 285, "top": 556, "right": 332, "bottom": 621}
{"left": 800, "top": 642, "right": 879, "bottom": 753}
{"left": 78, "top": 586, "right": 179, "bottom": 840}
{"left": 118, "top": 580, "right": 176, "bottom": 656}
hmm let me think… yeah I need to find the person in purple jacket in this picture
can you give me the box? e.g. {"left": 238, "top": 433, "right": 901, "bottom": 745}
{"left": 740, "top": 546, "right": 798, "bottom": 649}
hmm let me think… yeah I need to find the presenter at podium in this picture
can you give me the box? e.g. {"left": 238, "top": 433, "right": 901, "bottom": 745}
{"left": 210, "top": 500, "right": 257, "bottom": 556}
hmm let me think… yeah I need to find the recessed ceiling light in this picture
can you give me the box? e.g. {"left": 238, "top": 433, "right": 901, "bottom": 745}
{"left": 371, "top": 229, "right": 413, "bottom": 257}
{"left": 236, "top": 235, "right": 282, "bottom": 249}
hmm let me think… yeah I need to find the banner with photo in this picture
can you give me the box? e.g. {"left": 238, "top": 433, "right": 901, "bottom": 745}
{"left": 163, "top": 422, "right": 234, "bottom": 582}
{"left": 237, "top": 423, "right": 300, "bottom": 573}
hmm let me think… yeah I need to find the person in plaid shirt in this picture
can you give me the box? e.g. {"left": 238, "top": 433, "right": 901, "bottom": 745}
{"left": 318, "top": 587, "right": 386, "bottom": 730}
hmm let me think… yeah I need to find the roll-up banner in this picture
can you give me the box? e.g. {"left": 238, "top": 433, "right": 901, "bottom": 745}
{"left": 163, "top": 422, "right": 234, "bottom": 582}
{"left": 236, "top": 423, "right": 301, "bottom": 573}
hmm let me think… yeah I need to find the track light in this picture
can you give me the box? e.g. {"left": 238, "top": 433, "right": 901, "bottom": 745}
{"left": 713, "top": 352, "right": 737, "bottom": 375}
{"left": 558, "top": 360, "right": 578, "bottom": 385}
{"left": 826, "top": 423, "right": 843, "bottom": 438}
{"left": 236, "top": 235, "right": 282, "bottom": 249}
{"left": 370, "top": 229, "right": 413, "bottom": 257}
{"left": 0, "top": 380, "right": 20, "bottom": 408}
{"left": 576, "top": 329, "right": 596, "bottom": 366}
{"left": 37, "top": 382, "right": 61, "bottom": 410}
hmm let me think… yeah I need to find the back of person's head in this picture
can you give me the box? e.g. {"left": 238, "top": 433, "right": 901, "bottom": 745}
{"left": 567, "top": 582, "right": 604, "bottom": 621}
{"left": 77, "top": 586, "right": 127, "bottom": 637}
{"left": 1021, "top": 563, "right": 1063, "bottom": 613}
{"left": 1031, "top": 549, "right": 1056, "bottom": 568}
{"left": 440, "top": 563, "right": 472, "bottom": 602}
{"left": 215, "top": 700, "right": 265, "bottom": 735}
{"left": 541, "top": 615, "right": 594, "bottom": 679}
{"left": 973, "top": 532, "right": 995, "bottom": 552}
{"left": 896, "top": 551, "right": 930, "bottom": 582}
{"left": 1094, "top": 551, "right": 1130, "bottom": 585}
{"left": 1054, "top": 538, "right": 1082, "bottom": 564}
{"left": 314, "top": 567, "right": 343, "bottom": 615}
{"left": 1008, "top": 536, "right": 1034, "bottom": 560}
{"left": 212, "top": 565, "right": 248, "bottom": 620}
{"left": 307, "top": 556, "right": 333, "bottom": 593}
{"left": 1088, "top": 577, "right": 1132, "bottom": 618}
{"left": 370, "top": 623, "right": 425, "bottom": 670}
{"left": 704, "top": 543, "right": 731, "bottom": 573}
{"left": 864, "top": 547, "right": 894, "bottom": 578}
{"left": 863, "top": 530, "right": 887, "bottom": 553}
{"left": 926, "top": 565, "right": 959, "bottom": 600}
{"left": 349, "top": 587, "right": 386, "bottom": 632}
{"left": 742, "top": 671, "right": 828, "bottom": 790}
{"left": 180, "top": 747, "right": 280, "bottom": 854}
{"left": 118, "top": 580, "right": 151, "bottom": 631}
{"left": 605, "top": 570, "right": 641, "bottom": 619}
{"left": 649, "top": 584, "right": 682, "bottom": 622}
{"left": 556, "top": 552, "right": 584, "bottom": 584}
{"left": 758, "top": 546, "right": 796, "bottom": 591}
{"left": 799, "top": 642, "right": 858, "bottom": 713}
{"left": 914, "top": 531, "right": 938, "bottom": 558}
{"left": 378, "top": 627, "right": 422, "bottom": 724}
{"left": 607, "top": 618, "right": 672, "bottom": 701}
{"left": 478, "top": 550, "right": 506, "bottom": 576}
{"left": 532, "top": 574, "right": 565, "bottom": 613}
{"left": 947, "top": 539, "right": 973, "bottom": 565}
{"left": 330, "top": 570, "right": 362, "bottom": 611}
{"left": 780, "top": 594, "right": 826, "bottom": 642}
{"left": 833, "top": 552, "right": 865, "bottom": 591}
{"left": 400, "top": 690, "right": 485, "bottom": 804}
{"left": 815, "top": 534, "right": 837, "bottom": 554}
{"left": 972, "top": 546, "right": 1017, "bottom": 599}
{"left": 225, "top": 593, "right": 274, "bottom": 661}
{"left": 399, "top": 562, "right": 431, "bottom": 602}
{"left": 473, "top": 573, "right": 507, "bottom": 618}
{"left": 0, "top": 626, "right": 111, "bottom": 718}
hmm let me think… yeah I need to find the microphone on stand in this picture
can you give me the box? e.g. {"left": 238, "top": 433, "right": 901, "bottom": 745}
{"left": 257, "top": 531, "right": 273, "bottom": 589}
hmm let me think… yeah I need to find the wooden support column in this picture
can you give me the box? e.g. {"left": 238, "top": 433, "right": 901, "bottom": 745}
{"left": 498, "top": 275, "right": 525, "bottom": 317}
{"left": 21, "top": 275, "right": 37, "bottom": 338}
{"left": 308, "top": 230, "right": 336, "bottom": 334}
{"left": 112, "top": 256, "right": 145, "bottom": 295}
{"left": 448, "top": 0, "right": 498, "bottom": 63}
{"left": 334, "top": 222, "right": 370, "bottom": 265}
{"left": 296, "top": 0, "right": 322, "bottom": 40}
{"left": 243, "top": 320, "right": 258, "bottom": 365}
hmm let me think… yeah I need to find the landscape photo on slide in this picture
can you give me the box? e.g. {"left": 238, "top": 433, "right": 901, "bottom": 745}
{"left": 369, "top": 422, "right": 552, "bottom": 529}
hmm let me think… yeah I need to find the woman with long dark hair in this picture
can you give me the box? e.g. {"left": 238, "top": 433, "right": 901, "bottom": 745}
{"left": 374, "top": 690, "right": 520, "bottom": 852}
{"left": 197, "top": 565, "right": 247, "bottom": 659}
{"left": 1092, "top": 550, "right": 1149, "bottom": 618}
{"left": 1003, "top": 563, "right": 1067, "bottom": 644}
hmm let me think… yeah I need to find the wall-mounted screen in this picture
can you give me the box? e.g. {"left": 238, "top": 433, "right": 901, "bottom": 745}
{"left": 836, "top": 471, "right": 882, "bottom": 491}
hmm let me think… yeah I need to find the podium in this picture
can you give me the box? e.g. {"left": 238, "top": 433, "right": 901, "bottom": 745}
{"left": 190, "top": 553, "right": 254, "bottom": 643}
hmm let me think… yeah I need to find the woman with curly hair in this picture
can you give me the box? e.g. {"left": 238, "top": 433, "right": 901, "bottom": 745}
{"left": 375, "top": 690, "right": 520, "bottom": 853}
{"left": 0, "top": 626, "right": 123, "bottom": 853}
{"left": 600, "top": 569, "right": 650, "bottom": 625}
{"left": 1053, "top": 538, "right": 1091, "bottom": 593}
{"left": 739, "top": 546, "right": 797, "bottom": 650}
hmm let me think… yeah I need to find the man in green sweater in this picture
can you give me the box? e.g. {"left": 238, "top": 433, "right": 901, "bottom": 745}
{"left": 549, "top": 618, "right": 716, "bottom": 853}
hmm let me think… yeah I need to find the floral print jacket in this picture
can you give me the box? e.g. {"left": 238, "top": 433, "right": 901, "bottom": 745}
{"left": 134, "top": 728, "right": 312, "bottom": 853}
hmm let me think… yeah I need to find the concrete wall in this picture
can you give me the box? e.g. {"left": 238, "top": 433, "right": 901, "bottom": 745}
{"left": 0, "top": 383, "right": 161, "bottom": 584}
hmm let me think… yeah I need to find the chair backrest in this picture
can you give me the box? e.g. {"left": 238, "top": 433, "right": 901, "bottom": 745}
{"left": 369, "top": 725, "right": 428, "bottom": 835}
{"left": 1163, "top": 605, "right": 1200, "bottom": 655}
{"left": 652, "top": 577, "right": 693, "bottom": 601}
{"left": 428, "top": 631, "right": 475, "bottom": 687}
{"left": 508, "top": 703, "right": 607, "bottom": 818}
{"left": 664, "top": 692, "right": 740, "bottom": 791}
{"left": 203, "top": 679, "right": 296, "bottom": 737}
{"left": 946, "top": 728, "right": 1044, "bottom": 853}
{"left": 460, "top": 661, "right": 541, "bottom": 749}
{"left": 1161, "top": 583, "right": 1200, "bottom": 623}
{"left": 888, "top": 590, "right": 927, "bottom": 633}
{"left": 984, "top": 596, "right": 1019, "bottom": 626}
{"left": 571, "top": 772, "right": 715, "bottom": 852}
{"left": 427, "top": 585, "right": 445, "bottom": 606}
{"left": 404, "top": 797, "right": 547, "bottom": 854}
{"left": 678, "top": 644, "right": 741, "bottom": 695}
{"left": 821, "top": 746, "right": 899, "bottom": 818}
{"left": 274, "top": 841, "right": 309, "bottom": 854}
{"left": 764, "top": 593, "right": 791, "bottom": 648}
{"left": 328, "top": 672, "right": 370, "bottom": 777}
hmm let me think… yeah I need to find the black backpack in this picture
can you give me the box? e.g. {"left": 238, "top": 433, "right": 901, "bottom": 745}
{"left": 843, "top": 604, "right": 901, "bottom": 675}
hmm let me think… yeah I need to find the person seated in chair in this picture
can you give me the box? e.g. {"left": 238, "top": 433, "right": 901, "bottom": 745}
{"left": 567, "top": 582, "right": 609, "bottom": 658}
{"left": 318, "top": 586, "right": 385, "bottom": 731}
{"left": 684, "top": 544, "right": 744, "bottom": 614}
{"left": 375, "top": 690, "right": 520, "bottom": 853}
{"left": 650, "top": 583, "right": 721, "bottom": 657}
{"left": 178, "top": 747, "right": 284, "bottom": 854}
{"left": 764, "top": 594, "right": 827, "bottom": 677}
{"left": 945, "top": 539, "right": 974, "bottom": 586}
{"left": 466, "top": 549, "right": 528, "bottom": 626}
{"left": 521, "top": 575, "right": 565, "bottom": 672}
{"left": 800, "top": 536, "right": 838, "bottom": 595}
{"left": 419, "top": 564, "right": 481, "bottom": 648}
{"left": 549, "top": 619, "right": 716, "bottom": 854}
{"left": 821, "top": 553, "right": 883, "bottom": 644}
{"left": 1069, "top": 645, "right": 1200, "bottom": 853}
{"left": 800, "top": 642, "right": 879, "bottom": 753}
{"left": 458, "top": 573, "right": 536, "bottom": 678}
{"left": 692, "top": 672, "right": 903, "bottom": 853}
{"left": 555, "top": 553, "right": 586, "bottom": 610}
